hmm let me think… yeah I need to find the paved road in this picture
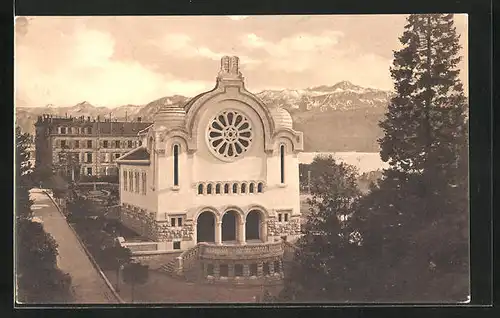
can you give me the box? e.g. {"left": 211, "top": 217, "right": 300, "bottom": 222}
{"left": 30, "top": 189, "right": 117, "bottom": 304}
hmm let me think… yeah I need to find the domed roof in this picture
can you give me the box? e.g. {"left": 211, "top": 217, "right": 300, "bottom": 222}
{"left": 151, "top": 98, "right": 187, "bottom": 130}
{"left": 269, "top": 107, "right": 293, "bottom": 130}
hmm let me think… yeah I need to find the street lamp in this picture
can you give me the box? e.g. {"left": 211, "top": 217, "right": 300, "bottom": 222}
{"left": 116, "top": 264, "right": 124, "bottom": 292}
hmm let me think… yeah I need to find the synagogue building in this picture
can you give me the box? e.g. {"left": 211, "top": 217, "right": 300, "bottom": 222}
{"left": 117, "top": 56, "right": 304, "bottom": 258}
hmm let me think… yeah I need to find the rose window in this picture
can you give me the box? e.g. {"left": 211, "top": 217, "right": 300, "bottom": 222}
{"left": 207, "top": 110, "right": 253, "bottom": 161}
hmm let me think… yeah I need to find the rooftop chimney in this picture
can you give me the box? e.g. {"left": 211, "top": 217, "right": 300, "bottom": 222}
{"left": 137, "top": 117, "right": 142, "bottom": 122}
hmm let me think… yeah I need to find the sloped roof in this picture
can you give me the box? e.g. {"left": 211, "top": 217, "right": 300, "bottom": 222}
{"left": 117, "top": 147, "right": 150, "bottom": 161}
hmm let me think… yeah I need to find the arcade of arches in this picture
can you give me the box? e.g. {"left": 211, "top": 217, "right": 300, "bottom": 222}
{"left": 196, "top": 209, "right": 267, "bottom": 244}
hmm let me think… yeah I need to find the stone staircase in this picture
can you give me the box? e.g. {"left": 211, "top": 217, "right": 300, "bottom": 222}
{"left": 159, "top": 245, "right": 201, "bottom": 281}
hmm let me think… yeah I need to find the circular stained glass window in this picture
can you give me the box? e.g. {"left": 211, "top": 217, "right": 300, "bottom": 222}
{"left": 207, "top": 109, "right": 253, "bottom": 161}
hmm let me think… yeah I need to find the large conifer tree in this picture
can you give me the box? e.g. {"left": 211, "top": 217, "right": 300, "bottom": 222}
{"left": 367, "top": 13, "right": 469, "bottom": 300}
{"left": 380, "top": 14, "right": 467, "bottom": 176}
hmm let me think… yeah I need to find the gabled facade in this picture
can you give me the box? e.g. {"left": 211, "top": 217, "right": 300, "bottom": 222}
{"left": 117, "top": 56, "right": 304, "bottom": 253}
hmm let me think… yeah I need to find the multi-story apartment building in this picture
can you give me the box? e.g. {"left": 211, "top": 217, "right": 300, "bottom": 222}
{"left": 35, "top": 114, "right": 152, "bottom": 178}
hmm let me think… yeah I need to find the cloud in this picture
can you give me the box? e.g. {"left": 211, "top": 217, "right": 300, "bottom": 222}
{"left": 156, "top": 33, "right": 262, "bottom": 66}
{"left": 15, "top": 15, "right": 468, "bottom": 107}
{"left": 15, "top": 26, "right": 213, "bottom": 107}
{"left": 241, "top": 31, "right": 345, "bottom": 72}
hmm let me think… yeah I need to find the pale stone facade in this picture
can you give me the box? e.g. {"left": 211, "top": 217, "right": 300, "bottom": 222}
{"left": 117, "top": 56, "right": 304, "bottom": 253}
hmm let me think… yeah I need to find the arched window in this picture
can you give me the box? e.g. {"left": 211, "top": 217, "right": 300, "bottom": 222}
{"left": 257, "top": 182, "right": 263, "bottom": 193}
{"left": 249, "top": 183, "right": 255, "bottom": 193}
{"left": 232, "top": 183, "right": 238, "bottom": 194}
{"left": 224, "top": 183, "right": 229, "bottom": 194}
{"left": 173, "top": 144, "right": 179, "bottom": 186}
{"left": 215, "top": 183, "right": 221, "bottom": 194}
{"left": 241, "top": 183, "right": 247, "bottom": 193}
{"left": 198, "top": 184, "right": 204, "bottom": 195}
{"left": 207, "top": 183, "right": 213, "bottom": 194}
{"left": 280, "top": 144, "right": 285, "bottom": 184}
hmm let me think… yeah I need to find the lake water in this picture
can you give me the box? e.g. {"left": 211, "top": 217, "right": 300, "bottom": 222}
{"left": 298, "top": 152, "right": 389, "bottom": 173}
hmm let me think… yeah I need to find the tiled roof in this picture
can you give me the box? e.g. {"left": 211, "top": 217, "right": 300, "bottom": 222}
{"left": 118, "top": 147, "right": 150, "bottom": 161}
{"left": 96, "top": 122, "right": 152, "bottom": 135}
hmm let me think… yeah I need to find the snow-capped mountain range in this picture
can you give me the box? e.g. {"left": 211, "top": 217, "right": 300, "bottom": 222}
{"left": 16, "top": 81, "right": 393, "bottom": 152}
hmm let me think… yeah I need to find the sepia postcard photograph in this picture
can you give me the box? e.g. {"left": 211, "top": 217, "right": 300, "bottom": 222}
{"left": 14, "top": 14, "right": 470, "bottom": 305}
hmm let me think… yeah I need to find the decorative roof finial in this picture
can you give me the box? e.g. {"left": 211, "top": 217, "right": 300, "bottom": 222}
{"left": 217, "top": 56, "right": 242, "bottom": 81}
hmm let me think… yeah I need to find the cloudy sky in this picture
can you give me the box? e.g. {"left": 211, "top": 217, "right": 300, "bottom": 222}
{"left": 15, "top": 15, "right": 468, "bottom": 108}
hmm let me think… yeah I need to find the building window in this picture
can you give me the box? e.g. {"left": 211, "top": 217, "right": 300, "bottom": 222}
{"left": 234, "top": 264, "right": 243, "bottom": 277}
{"left": 284, "top": 213, "right": 289, "bottom": 222}
{"left": 171, "top": 218, "right": 176, "bottom": 227}
{"left": 249, "top": 263, "right": 258, "bottom": 276}
{"left": 232, "top": 183, "right": 238, "bottom": 194}
{"left": 87, "top": 167, "right": 92, "bottom": 175}
{"left": 103, "top": 140, "right": 108, "bottom": 148}
{"left": 280, "top": 144, "right": 285, "bottom": 184}
{"left": 87, "top": 127, "right": 93, "bottom": 134}
{"left": 128, "top": 171, "right": 133, "bottom": 191}
{"left": 219, "top": 264, "right": 229, "bottom": 277}
{"left": 115, "top": 153, "right": 121, "bottom": 159}
{"left": 249, "top": 183, "right": 255, "bottom": 193}
{"left": 215, "top": 183, "right": 221, "bottom": 194}
{"left": 173, "top": 144, "right": 179, "bottom": 186}
{"left": 115, "top": 140, "right": 120, "bottom": 148}
{"left": 257, "top": 182, "right": 264, "bottom": 193}
{"left": 198, "top": 184, "right": 203, "bottom": 195}
{"left": 123, "top": 171, "right": 128, "bottom": 191}
{"left": 241, "top": 183, "right": 247, "bottom": 193}
{"left": 60, "top": 140, "right": 67, "bottom": 148}
{"left": 173, "top": 241, "right": 181, "bottom": 250}
{"left": 128, "top": 140, "right": 133, "bottom": 148}
{"left": 207, "top": 264, "right": 214, "bottom": 276}
{"left": 207, "top": 109, "right": 253, "bottom": 161}
{"left": 278, "top": 213, "right": 282, "bottom": 222}
{"left": 135, "top": 171, "right": 140, "bottom": 193}
{"left": 207, "top": 184, "right": 212, "bottom": 194}
{"left": 75, "top": 140, "right": 80, "bottom": 148}
{"left": 60, "top": 127, "right": 66, "bottom": 134}
{"left": 177, "top": 217, "right": 182, "bottom": 227}
{"left": 87, "top": 140, "right": 92, "bottom": 148}
{"left": 263, "top": 262, "right": 270, "bottom": 275}
{"left": 86, "top": 152, "right": 92, "bottom": 163}
{"left": 224, "top": 183, "right": 229, "bottom": 194}
{"left": 142, "top": 172, "right": 147, "bottom": 195}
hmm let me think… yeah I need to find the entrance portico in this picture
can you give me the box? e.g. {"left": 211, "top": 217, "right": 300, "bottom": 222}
{"left": 194, "top": 207, "right": 268, "bottom": 245}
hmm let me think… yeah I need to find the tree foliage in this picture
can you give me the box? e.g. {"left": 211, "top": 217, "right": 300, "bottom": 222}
{"left": 280, "top": 14, "right": 469, "bottom": 302}
{"left": 280, "top": 156, "right": 363, "bottom": 301}
{"left": 15, "top": 127, "right": 73, "bottom": 303}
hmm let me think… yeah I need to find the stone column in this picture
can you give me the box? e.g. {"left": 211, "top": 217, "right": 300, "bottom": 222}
{"left": 228, "top": 263, "right": 235, "bottom": 278}
{"left": 243, "top": 264, "right": 250, "bottom": 277}
{"left": 257, "top": 262, "right": 263, "bottom": 277}
{"left": 192, "top": 222, "right": 197, "bottom": 244}
{"left": 239, "top": 221, "right": 246, "bottom": 245}
{"left": 203, "top": 262, "right": 208, "bottom": 277}
{"left": 214, "top": 263, "right": 220, "bottom": 278}
{"left": 261, "top": 219, "right": 268, "bottom": 242}
{"left": 215, "top": 221, "right": 222, "bottom": 245}
{"left": 269, "top": 260, "right": 275, "bottom": 275}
